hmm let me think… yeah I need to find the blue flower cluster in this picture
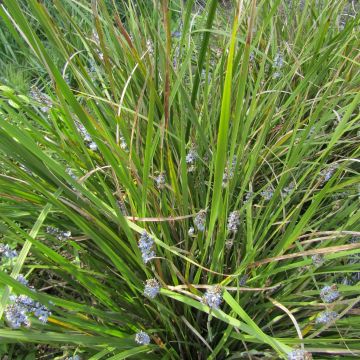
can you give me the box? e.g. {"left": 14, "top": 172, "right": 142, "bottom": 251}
{"left": 155, "top": 173, "right": 166, "bottom": 189}
{"left": 46, "top": 226, "right": 71, "bottom": 241}
{"left": 320, "top": 164, "right": 338, "bottom": 184}
{"left": 261, "top": 185, "right": 274, "bottom": 201}
{"left": 138, "top": 231, "right": 156, "bottom": 264}
{"left": 16, "top": 274, "right": 29, "bottom": 287}
{"left": 227, "top": 211, "right": 240, "bottom": 234}
{"left": 0, "top": 244, "right": 18, "bottom": 260}
{"left": 186, "top": 148, "right": 197, "bottom": 172}
{"left": 201, "top": 286, "right": 223, "bottom": 309}
{"left": 222, "top": 156, "right": 237, "bottom": 188}
{"left": 272, "top": 52, "right": 284, "bottom": 79}
{"left": 311, "top": 254, "right": 325, "bottom": 268}
{"left": 135, "top": 330, "right": 150, "bottom": 345}
{"left": 316, "top": 311, "right": 338, "bottom": 325}
{"left": 144, "top": 279, "right": 160, "bottom": 299}
{"left": 282, "top": 181, "right": 295, "bottom": 196}
{"left": 75, "top": 121, "right": 97, "bottom": 151}
{"left": 194, "top": 210, "right": 206, "bottom": 232}
{"left": 5, "top": 294, "right": 51, "bottom": 328}
{"left": 30, "top": 86, "right": 52, "bottom": 113}
{"left": 320, "top": 285, "right": 340, "bottom": 303}
{"left": 287, "top": 349, "right": 312, "bottom": 360}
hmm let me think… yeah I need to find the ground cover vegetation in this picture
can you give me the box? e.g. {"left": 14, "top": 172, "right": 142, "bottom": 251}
{"left": 0, "top": 0, "right": 359, "bottom": 358}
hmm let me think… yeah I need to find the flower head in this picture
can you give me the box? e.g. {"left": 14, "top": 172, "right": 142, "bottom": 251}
{"left": 30, "top": 86, "right": 52, "bottom": 113}
{"left": 282, "top": 181, "right": 295, "bottom": 196}
{"left": 138, "top": 231, "right": 156, "bottom": 264}
{"left": 66, "top": 168, "right": 78, "bottom": 180}
{"left": 155, "top": 173, "right": 166, "bottom": 190}
{"left": 5, "top": 303, "right": 31, "bottom": 328}
{"left": 46, "top": 226, "right": 59, "bottom": 235}
{"left": 239, "top": 274, "right": 248, "bottom": 286}
{"left": 119, "top": 134, "right": 128, "bottom": 152}
{"left": 186, "top": 148, "right": 197, "bottom": 164}
{"left": 227, "top": 211, "right": 240, "bottom": 234}
{"left": 194, "top": 210, "right": 206, "bottom": 232}
{"left": 320, "top": 164, "right": 338, "bottom": 184}
{"left": 146, "top": 39, "right": 154, "bottom": 55}
{"left": 201, "top": 285, "right": 223, "bottom": 309}
{"left": 311, "top": 254, "right": 325, "bottom": 268}
{"left": 320, "top": 285, "right": 340, "bottom": 303}
{"left": 88, "top": 141, "right": 98, "bottom": 151}
{"left": 117, "top": 200, "right": 128, "bottom": 216}
{"left": 0, "top": 244, "right": 18, "bottom": 259}
{"left": 17, "top": 275, "right": 29, "bottom": 287}
{"left": 316, "top": 311, "right": 338, "bottom": 325}
{"left": 273, "top": 52, "right": 284, "bottom": 79}
{"left": 46, "top": 226, "right": 71, "bottom": 241}
{"left": 186, "top": 148, "right": 198, "bottom": 172}
{"left": 222, "top": 156, "right": 236, "bottom": 187}
{"left": 67, "top": 356, "right": 80, "bottom": 360}
{"left": 33, "top": 302, "right": 51, "bottom": 323}
{"left": 75, "top": 121, "right": 97, "bottom": 150}
{"left": 5, "top": 293, "right": 51, "bottom": 328}
{"left": 244, "top": 191, "right": 253, "bottom": 204}
{"left": 287, "top": 349, "right": 313, "bottom": 360}
{"left": 144, "top": 279, "right": 160, "bottom": 299}
{"left": 58, "top": 230, "right": 71, "bottom": 240}
{"left": 135, "top": 331, "right": 150, "bottom": 345}
{"left": 261, "top": 185, "right": 274, "bottom": 201}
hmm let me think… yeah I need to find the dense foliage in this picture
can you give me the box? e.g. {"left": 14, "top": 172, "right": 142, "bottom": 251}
{"left": 0, "top": 0, "right": 359, "bottom": 359}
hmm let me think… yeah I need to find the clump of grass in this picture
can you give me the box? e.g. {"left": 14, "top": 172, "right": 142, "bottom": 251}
{"left": 0, "top": 0, "right": 359, "bottom": 358}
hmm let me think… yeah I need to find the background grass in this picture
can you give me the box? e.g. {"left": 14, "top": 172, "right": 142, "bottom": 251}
{"left": 0, "top": 0, "right": 359, "bottom": 358}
